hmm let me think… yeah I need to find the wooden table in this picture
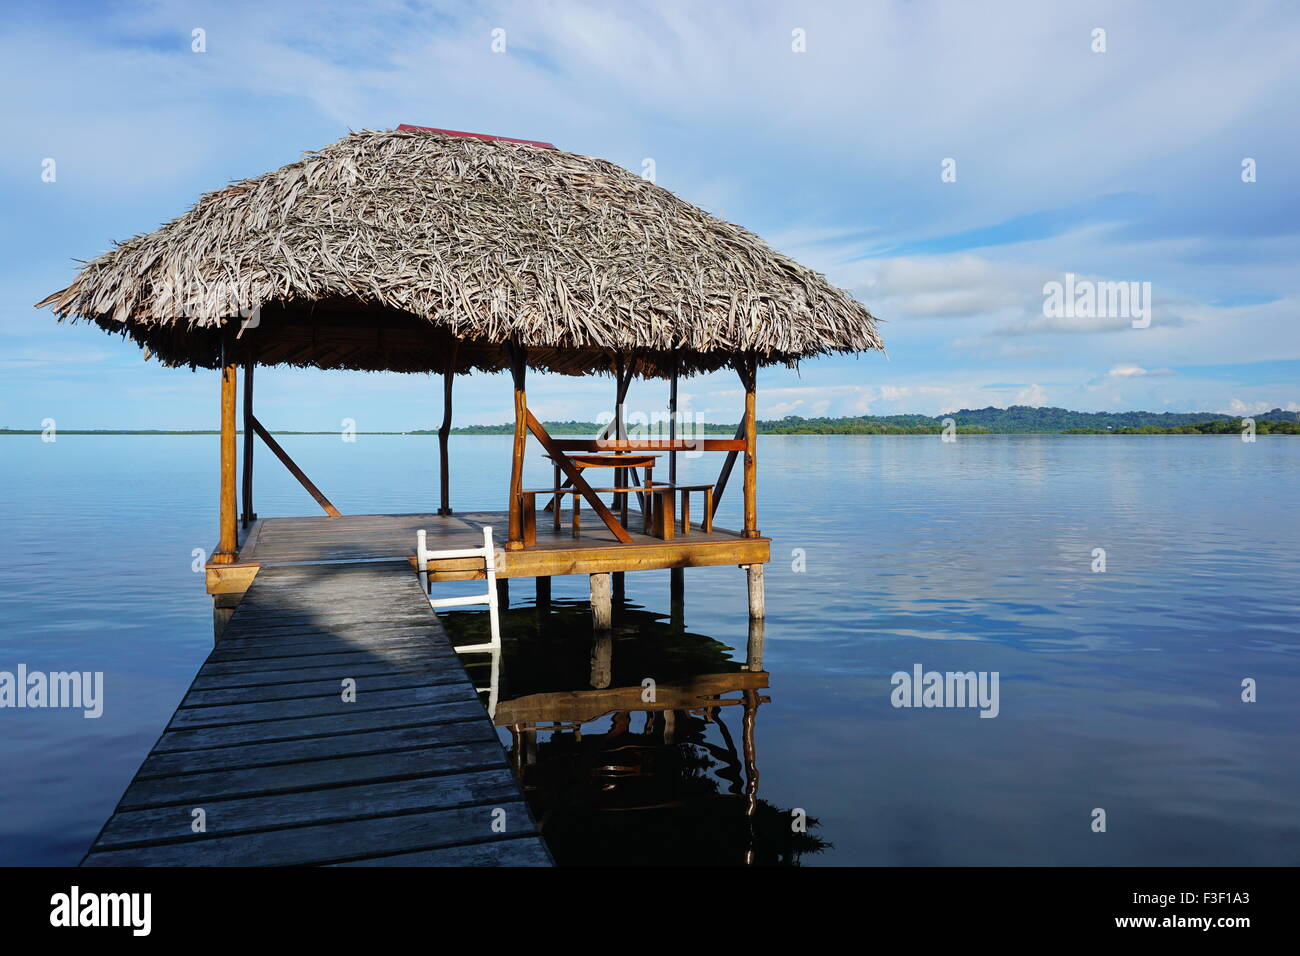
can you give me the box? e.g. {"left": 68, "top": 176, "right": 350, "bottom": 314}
{"left": 543, "top": 453, "right": 659, "bottom": 528}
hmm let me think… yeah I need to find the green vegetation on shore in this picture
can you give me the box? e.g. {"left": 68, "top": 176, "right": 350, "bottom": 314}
{"left": 424, "top": 405, "right": 1300, "bottom": 435}
{"left": 1066, "top": 419, "right": 1300, "bottom": 435}
{"left": 4, "top": 405, "right": 1295, "bottom": 436}
{"left": 421, "top": 417, "right": 992, "bottom": 435}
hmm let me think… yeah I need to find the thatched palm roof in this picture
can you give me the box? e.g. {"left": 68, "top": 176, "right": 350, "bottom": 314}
{"left": 36, "top": 127, "right": 883, "bottom": 378}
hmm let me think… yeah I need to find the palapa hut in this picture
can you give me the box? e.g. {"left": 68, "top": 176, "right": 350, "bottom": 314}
{"left": 37, "top": 125, "right": 883, "bottom": 621}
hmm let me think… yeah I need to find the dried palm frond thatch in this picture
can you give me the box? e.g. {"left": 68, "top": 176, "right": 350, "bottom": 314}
{"left": 36, "top": 127, "right": 883, "bottom": 378}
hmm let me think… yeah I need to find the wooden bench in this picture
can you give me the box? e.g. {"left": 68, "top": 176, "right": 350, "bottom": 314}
{"left": 642, "top": 483, "right": 714, "bottom": 541}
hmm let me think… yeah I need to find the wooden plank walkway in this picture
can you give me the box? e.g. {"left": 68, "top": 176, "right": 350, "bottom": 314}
{"left": 82, "top": 561, "right": 550, "bottom": 867}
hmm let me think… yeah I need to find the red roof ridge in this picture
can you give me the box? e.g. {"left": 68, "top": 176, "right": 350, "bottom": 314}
{"left": 396, "top": 124, "right": 556, "bottom": 149}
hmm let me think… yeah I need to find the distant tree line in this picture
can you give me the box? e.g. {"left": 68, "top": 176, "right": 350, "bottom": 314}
{"left": 1067, "top": 419, "right": 1300, "bottom": 435}
{"left": 6, "top": 406, "right": 1296, "bottom": 436}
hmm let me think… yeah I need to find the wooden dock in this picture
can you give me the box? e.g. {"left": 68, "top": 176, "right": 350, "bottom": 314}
{"left": 82, "top": 561, "right": 550, "bottom": 867}
{"left": 206, "top": 511, "right": 770, "bottom": 600}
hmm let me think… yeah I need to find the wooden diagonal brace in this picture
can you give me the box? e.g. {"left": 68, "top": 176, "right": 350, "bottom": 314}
{"left": 710, "top": 419, "right": 747, "bottom": 518}
{"left": 525, "top": 409, "right": 633, "bottom": 544}
{"left": 249, "top": 415, "right": 342, "bottom": 517}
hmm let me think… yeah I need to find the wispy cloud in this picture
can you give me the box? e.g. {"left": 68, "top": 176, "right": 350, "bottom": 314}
{"left": 4, "top": 0, "right": 1298, "bottom": 427}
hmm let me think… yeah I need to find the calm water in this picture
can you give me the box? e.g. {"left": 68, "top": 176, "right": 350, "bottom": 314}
{"left": 2, "top": 434, "right": 1297, "bottom": 865}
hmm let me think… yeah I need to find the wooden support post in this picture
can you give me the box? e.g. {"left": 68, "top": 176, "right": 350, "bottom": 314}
{"left": 670, "top": 566, "right": 685, "bottom": 631}
{"left": 506, "top": 343, "right": 528, "bottom": 551}
{"left": 613, "top": 356, "right": 626, "bottom": 521}
{"left": 240, "top": 355, "right": 255, "bottom": 528}
{"left": 590, "top": 572, "right": 612, "bottom": 631}
{"left": 737, "top": 355, "right": 760, "bottom": 538}
{"left": 612, "top": 571, "right": 625, "bottom": 604}
{"left": 213, "top": 344, "right": 238, "bottom": 565}
{"left": 668, "top": 357, "right": 678, "bottom": 486}
{"left": 497, "top": 577, "right": 510, "bottom": 608}
{"left": 535, "top": 575, "right": 551, "bottom": 608}
{"left": 437, "top": 343, "right": 458, "bottom": 516}
{"left": 670, "top": 566, "right": 684, "bottom": 603}
{"left": 746, "top": 617, "right": 766, "bottom": 671}
{"left": 611, "top": 357, "right": 644, "bottom": 517}
{"left": 745, "top": 563, "right": 766, "bottom": 620}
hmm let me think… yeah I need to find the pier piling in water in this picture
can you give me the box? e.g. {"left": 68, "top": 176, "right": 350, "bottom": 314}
{"left": 590, "top": 572, "right": 613, "bottom": 631}
{"left": 746, "top": 563, "right": 766, "bottom": 620}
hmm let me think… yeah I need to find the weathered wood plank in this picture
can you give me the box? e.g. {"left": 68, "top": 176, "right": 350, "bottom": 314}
{"left": 85, "top": 560, "right": 548, "bottom": 867}
{"left": 97, "top": 768, "right": 523, "bottom": 849}
{"left": 190, "top": 657, "right": 460, "bottom": 691}
{"left": 168, "top": 682, "right": 479, "bottom": 729}
{"left": 197, "top": 647, "right": 441, "bottom": 676}
{"left": 154, "top": 700, "right": 486, "bottom": 752}
{"left": 332, "top": 837, "right": 552, "bottom": 867}
{"left": 215, "top": 622, "right": 452, "bottom": 644}
{"left": 138, "top": 720, "right": 498, "bottom": 777}
{"left": 207, "top": 635, "right": 442, "bottom": 663}
{"left": 120, "top": 744, "right": 512, "bottom": 809}
{"left": 83, "top": 801, "right": 537, "bottom": 867}
{"left": 182, "top": 668, "right": 468, "bottom": 707}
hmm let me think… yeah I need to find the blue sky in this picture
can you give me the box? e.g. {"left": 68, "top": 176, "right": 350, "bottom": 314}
{"left": 2, "top": 0, "right": 1298, "bottom": 429}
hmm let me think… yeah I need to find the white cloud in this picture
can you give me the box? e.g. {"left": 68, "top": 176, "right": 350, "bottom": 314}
{"left": 5, "top": 0, "right": 1299, "bottom": 426}
{"left": 1014, "top": 384, "right": 1047, "bottom": 406}
{"left": 1224, "top": 398, "right": 1300, "bottom": 415}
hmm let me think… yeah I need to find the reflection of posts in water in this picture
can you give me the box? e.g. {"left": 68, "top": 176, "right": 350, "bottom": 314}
{"left": 590, "top": 630, "right": 612, "bottom": 689}
{"left": 742, "top": 688, "right": 761, "bottom": 864}
{"left": 745, "top": 618, "right": 765, "bottom": 671}
{"left": 669, "top": 567, "right": 685, "bottom": 631}
{"left": 482, "top": 643, "right": 501, "bottom": 718}
{"left": 511, "top": 723, "right": 537, "bottom": 767}
{"left": 509, "top": 725, "right": 524, "bottom": 775}
{"left": 498, "top": 671, "right": 773, "bottom": 864}
{"left": 212, "top": 594, "right": 238, "bottom": 644}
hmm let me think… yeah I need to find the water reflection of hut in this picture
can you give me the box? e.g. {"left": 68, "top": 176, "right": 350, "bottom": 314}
{"left": 442, "top": 599, "right": 829, "bottom": 865}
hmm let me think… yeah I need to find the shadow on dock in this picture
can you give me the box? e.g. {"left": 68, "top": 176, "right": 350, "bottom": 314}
{"left": 82, "top": 561, "right": 549, "bottom": 866}
{"left": 439, "top": 598, "right": 831, "bottom": 866}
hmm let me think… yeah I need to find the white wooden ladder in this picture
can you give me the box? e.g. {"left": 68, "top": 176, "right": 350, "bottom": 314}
{"left": 416, "top": 525, "right": 501, "bottom": 717}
